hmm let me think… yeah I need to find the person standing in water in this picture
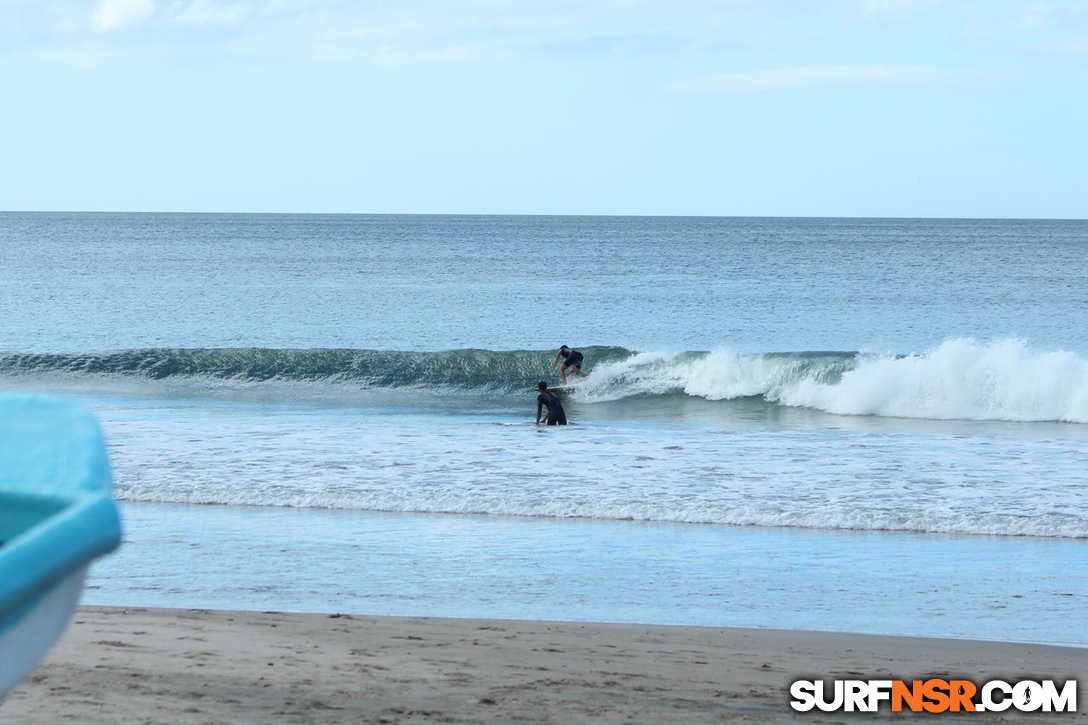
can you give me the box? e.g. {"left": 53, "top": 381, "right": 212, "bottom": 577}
{"left": 552, "top": 345, "right": 588, "bottom": 386}
{"left": 535, "top": 381, "right": 567, "bottom": 425}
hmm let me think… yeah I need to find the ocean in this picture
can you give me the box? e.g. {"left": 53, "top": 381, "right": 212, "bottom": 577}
{"left": 2, "top": 212, "right": 1086, "bottom": 644}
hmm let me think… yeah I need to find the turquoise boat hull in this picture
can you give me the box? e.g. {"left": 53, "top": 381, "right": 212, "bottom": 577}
{"left": 0, "top": 394, "right": 122, "bottom": 698}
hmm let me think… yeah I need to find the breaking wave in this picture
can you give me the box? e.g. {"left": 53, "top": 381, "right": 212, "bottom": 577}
{"left": 576, "top": 339, "right": 1088, "bottom": 424}
{"left": 3, "top": 339, "right": 1086, "bottom": 423}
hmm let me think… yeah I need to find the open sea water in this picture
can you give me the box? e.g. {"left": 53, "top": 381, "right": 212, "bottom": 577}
{"left": 2, "top": 212, "right": 1086, "bottom": 644}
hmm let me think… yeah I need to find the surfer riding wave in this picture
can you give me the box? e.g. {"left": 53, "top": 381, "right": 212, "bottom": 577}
{"left": 553, "top": 345, "right": 589, "bottom": 386}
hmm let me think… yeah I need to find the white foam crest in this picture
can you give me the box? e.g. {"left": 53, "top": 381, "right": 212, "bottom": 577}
{"left": 574, "top": 348, "right": 791, "bottom": 402}
{"left": 680, "top": 349, "right": 808, "bottom": 400}
{"left": 571, "top": 351, "right": 682, "bottom": 401}
{"left": 780, "top": 339, "right": 1088, "bottom": 423}
{"left": 112, "top": 484, "right": 1088, "bottom": 539}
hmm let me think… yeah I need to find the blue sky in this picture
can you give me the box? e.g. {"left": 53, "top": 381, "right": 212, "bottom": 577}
{"left": 2, "top": 0, "right": 1086, "bottom": 217}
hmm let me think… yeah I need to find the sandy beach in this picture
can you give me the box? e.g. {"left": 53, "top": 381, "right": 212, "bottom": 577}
{"left": 3, "top": 607, "right": 1085, "bottom": 724}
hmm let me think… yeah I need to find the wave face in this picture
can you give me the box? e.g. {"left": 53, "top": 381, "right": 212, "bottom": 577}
{"left": 0, "top": 346, "right": 632, "bottom": 393}
{"left": 3, "top": 339, "right": 1087, "bottom": 423}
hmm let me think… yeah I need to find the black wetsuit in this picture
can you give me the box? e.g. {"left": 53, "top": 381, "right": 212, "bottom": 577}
{"left": 559, "top": 348, "right": 584, "bottom": 370}
{"left": 537, "top": 391, "right": 567, "bottom": 425}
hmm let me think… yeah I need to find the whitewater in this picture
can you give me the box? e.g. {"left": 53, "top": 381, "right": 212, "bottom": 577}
{"left": 2, "top": 212, "right": 1086, "bottom": 643}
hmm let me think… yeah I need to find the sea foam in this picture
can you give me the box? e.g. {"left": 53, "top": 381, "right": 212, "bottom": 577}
{"left": 577, "top": 339, "right": 1088, "bottom": 424}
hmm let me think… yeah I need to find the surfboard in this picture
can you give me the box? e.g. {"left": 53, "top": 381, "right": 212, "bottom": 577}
{"left": 546, "top": 378, "right": 587, "bottom": 392}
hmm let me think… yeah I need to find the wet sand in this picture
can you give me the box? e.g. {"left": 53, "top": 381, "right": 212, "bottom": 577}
{"left": 4, "top": 606, "right": 1085, "bottom": 723}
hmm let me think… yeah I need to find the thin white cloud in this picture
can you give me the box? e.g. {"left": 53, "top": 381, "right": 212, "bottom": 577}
{"left": 961, "top": 2, "right": 1088, "bottom": 41}
{"left": 370, "top": 45, "right": 491, "bottom": 66}
{"left": 1014, "top": 2, "right": 1062, "bottom": 31}
{"left": 851, "top": 0, "right": 946, "bottom": 19}
{"left": 4, "top": 0, "right": 771, "bottom": 62}
{"left": 1054, "top": 33, "right": 1088, "bottom": 53}
{"left": 674, "top": 64, "right": 972, "bottom": 93}
{"left": 1008, "top": 2, "right": 1088, "bottom": 32}
{"left": 93, "top": 0, "right": 157, "bottom": 32}
{"left": 6, "top": 1, "right": 1084, "bottom": 70}
{"left": 173, "top": 0, "right": 255, "bottom": 26}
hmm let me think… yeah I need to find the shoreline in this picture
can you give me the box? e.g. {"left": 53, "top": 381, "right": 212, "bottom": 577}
{"left": 4, "top": 606, "right": 1086, "bottom": 723}
{"left": 86, "top": 503, "right": 1088, "bottom": 646}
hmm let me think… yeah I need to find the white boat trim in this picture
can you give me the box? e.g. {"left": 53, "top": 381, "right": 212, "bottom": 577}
{"left": 0, "top": 567, "right": 88, "bottom": 698}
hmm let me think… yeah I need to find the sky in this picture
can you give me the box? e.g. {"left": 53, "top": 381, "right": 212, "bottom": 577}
{"left": 1, "top": 0, "right": 1086, "bottom": 217}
